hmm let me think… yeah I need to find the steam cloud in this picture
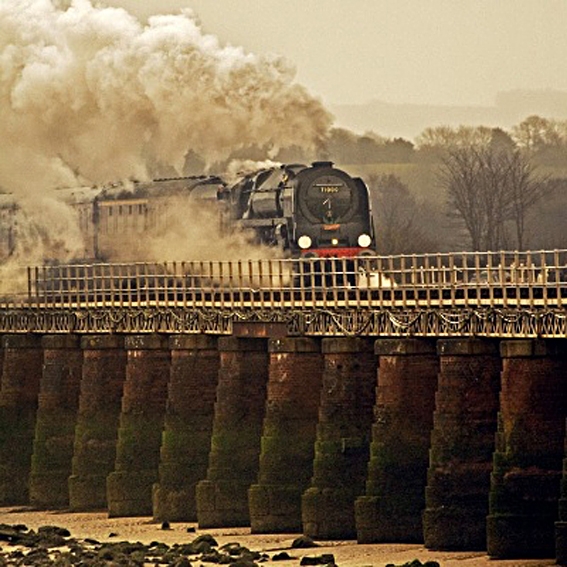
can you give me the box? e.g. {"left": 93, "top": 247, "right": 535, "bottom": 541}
{"left": 0, "top": 0, "right": 334, "bottom": 291}
{"left": 0, "top": 0, "right": 332, "bottom": 190}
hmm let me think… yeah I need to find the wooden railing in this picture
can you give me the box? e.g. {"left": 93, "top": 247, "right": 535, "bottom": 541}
{"left": 18, "top": 249, "right": 567, "bottom": 310}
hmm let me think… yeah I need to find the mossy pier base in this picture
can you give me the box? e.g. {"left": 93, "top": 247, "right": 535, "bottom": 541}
{"left": 487, "top": 340, "right": 567, "bottom": 558}
{"left": 107, "top": 334, "right": 171, "bottom": 517}
{"left": 196, "top": 337, "right": 269, "bottom": 528}
{"left": 424, "top": 338, "right": 501, "bottom": 550}
{"left": 0, "top": 334, "right": 43, "bottom": 505}
{"left": 249, "top": 337, "right": 324, "bottom": 534}
{"left": 302, "top": 337, "right": 376, "bottom": 540}
{"left": 152, "top": 334, "right": 220, "bottom": 522}
{"left": 69, "top": 335, "right": 127, "bottom": 511}
{"left": 356, "top": 338, "right": 438, "bottom": 544}
{"left": 29, "top": 334, "right": 82, "bottom": 508}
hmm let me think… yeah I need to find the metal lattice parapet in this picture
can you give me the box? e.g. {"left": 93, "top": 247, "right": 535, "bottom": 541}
{"left": 0, "top": 250, "right": 564, "bottom": 338}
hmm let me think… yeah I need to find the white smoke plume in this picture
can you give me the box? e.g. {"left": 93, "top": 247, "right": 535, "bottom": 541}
{"left": 0, "top": 0, "right": 333, "bottom": 292}
{"left": 0, "top": 0, "right": 332, "bottom": 191}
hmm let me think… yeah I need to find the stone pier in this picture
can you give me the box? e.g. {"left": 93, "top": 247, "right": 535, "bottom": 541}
{"left": 302, "top": 337, "right": 376, "bottom": 540}
{"left": 69, "top": 335, "right": 127, "bottom": 510}
{"left": 29, "top": 335, "right": 82, "bottom": 508}
{"left": 153, "top": 335, "right": 220, "bottom": 522}
{"left": 196, "top": 337, "right": 269, "bottom": 528}
{"left": 424, "top": 338, "right": 501, "bottom": 550}
{"left": 249, "top": 337, "right": 323, "bottom": 533}
{"left": 107, "top": 334, "right": 171, "bottom": 517}
{"left": 488, "top": 340, "right": 567, "bottom": 558}
{"left": 556, "top": 417, "right": 567, "bottom": 564}
{"left": 0, "top": 334, "right": 44, "bottom": 504}
{"left": 356, "top": 338, "right": 438, "bottom": 543}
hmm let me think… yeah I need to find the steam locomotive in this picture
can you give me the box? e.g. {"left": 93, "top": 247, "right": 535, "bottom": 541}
{"left": 222, "top": 161, "right": 375, "bottom": 257}
{"left": 1, "top": 161, "right": 375, "bottom": 264}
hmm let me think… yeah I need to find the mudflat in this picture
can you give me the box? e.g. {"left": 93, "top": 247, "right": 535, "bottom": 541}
{"left": 0, "top": 507, "right": 556, "bottom": 567}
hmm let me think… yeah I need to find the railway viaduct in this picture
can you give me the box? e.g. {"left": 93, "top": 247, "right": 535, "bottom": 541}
{"left": 0, "top": 251, "right": 566, "bottom": 562}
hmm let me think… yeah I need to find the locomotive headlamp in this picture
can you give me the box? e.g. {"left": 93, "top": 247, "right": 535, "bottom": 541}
{"left": 298, "top": 235, "right": 312, "bottom": 249}
{"left": 358, "top": 233, "right": 372, "bottom": 248}
{"left": 331, "top": 238, "right": 339, "bottom": 246}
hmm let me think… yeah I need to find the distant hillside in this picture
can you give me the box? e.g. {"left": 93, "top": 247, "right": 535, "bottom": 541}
{"left": 330, "top": 89, "right": 567, "bottom": 141}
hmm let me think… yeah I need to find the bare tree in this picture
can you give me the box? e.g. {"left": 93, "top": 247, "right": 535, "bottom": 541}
{"left": 503, "top": 152, "right": 549, "bottom": 249}
{"left": 438, "top": 147, "right": 486, "bottom": 250}
{"left": 439, "top": 146, "right": 548, "bottom": 251}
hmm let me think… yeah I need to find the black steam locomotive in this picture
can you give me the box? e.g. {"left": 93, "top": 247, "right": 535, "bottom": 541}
{"left": 222, "top": 161, "right": 375, "bottom": 258}
{"left": 0, "top": 161, "right": 375, "bottom": 264}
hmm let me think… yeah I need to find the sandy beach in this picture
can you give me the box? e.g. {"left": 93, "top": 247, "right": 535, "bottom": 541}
{"left": 0, "top": 507, "right": 556, "bottom": 567}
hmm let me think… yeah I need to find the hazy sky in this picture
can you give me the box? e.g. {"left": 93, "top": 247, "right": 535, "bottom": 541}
{"left": 103, "top": 0, "right": 567, "bottom": 108}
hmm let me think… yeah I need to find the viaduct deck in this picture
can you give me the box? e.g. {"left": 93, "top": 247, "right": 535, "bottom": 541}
{"left": 0, "top": 249, "right": 565, "bottom": 337}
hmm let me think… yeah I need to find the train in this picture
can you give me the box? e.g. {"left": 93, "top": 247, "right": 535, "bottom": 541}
{"left": 1, "top": 161, "right": 376, "bottom": 264}
{"left": 224, "top": 161, "right": 375, "bottom": 258}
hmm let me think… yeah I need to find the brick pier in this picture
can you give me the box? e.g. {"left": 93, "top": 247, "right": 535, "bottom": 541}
{"left": 356, "top": 338, "right": 438, "bottom": 543}
{"left": 196, "top": 337, "right": 269, "bottom": 528}
{"left": 0, "top": 331, "right": 563, "bottom": 558}
{"left": 249, "top": 337, "right": 323, "bottom": 533}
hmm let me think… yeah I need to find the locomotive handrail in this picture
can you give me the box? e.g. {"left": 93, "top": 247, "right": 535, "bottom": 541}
{"left": 16, "top": 248, "right": 567, "bottom": 311}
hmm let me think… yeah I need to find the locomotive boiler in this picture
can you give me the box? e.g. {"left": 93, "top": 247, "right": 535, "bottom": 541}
{"left": 226, "top": 161, "right": 376, "bottom": 258}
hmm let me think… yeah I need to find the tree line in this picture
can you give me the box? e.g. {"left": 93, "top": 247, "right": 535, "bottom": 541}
{"left": 326, "top": 116, "right": 567, "bottom": 254}
{"left": 182, "top": 115, "right": 567, "bottom": 254}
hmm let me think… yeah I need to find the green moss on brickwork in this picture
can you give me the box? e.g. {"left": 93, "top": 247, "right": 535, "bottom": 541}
{"left": 73, "top": 414, "right": 120, "bottom": 453}
{"left": 196, "top": 479, "right": 252, "bottom": 528}
{"left": 31, "top": 413, "right": 76, "bottom": 469}
{"left": 209, "top": 428, "right": 262, "bottom": 452}
{"left": 355, "top": 495, "right": 424, "bottom": 544}
{"left": 249, "top": 484, "right": 303, "bottom": 533}
{"left": 153, "top": 422, "right": 212, "bottom": 521}
{"left": 489, "top": 474, "right": 561, "bottom": 517}
{"left": 114, "top": 416, "right": 164, "bottom": 471}
{"left": 368, "top": 441, "right": 429, "bottom": 470}
{"left": 159, "top": 429, "right": 212, "bottom": 458}
{"left": 0, "top": 408, "right": 37, "bottom": 504}
{"left": 71, "top": 435, "right": 119, "bottom": 474}
{"left": 152, "top": 483, "right": 196, "bottom": 522}
{"left": 423, "top": 507, "right": 487, "bottom": 551}
{"left": 157, "top": 463, "right": 207, "bottom": 487}
{"left": 258, "top": 447, "right": 315, "bottom": 485}
{"left": 29, "top": 472, "right": 69, "bottom": 508}
{"left": 259, "top": 432, "right": 316, "bottom": 458}
{"left": 302, "top": 487, "right": 358, "bottom": 539}
{"left": 311, "top": 450, "right": 369, "bottom": 489}
{"left": 206, "top": 429, "right": 263, "bottom": 481}
{"left": 68, "top": 473, "right": 109, "bottom": 510}
{"left": 107, "top": 469, "right": 158, "bottom": 517}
